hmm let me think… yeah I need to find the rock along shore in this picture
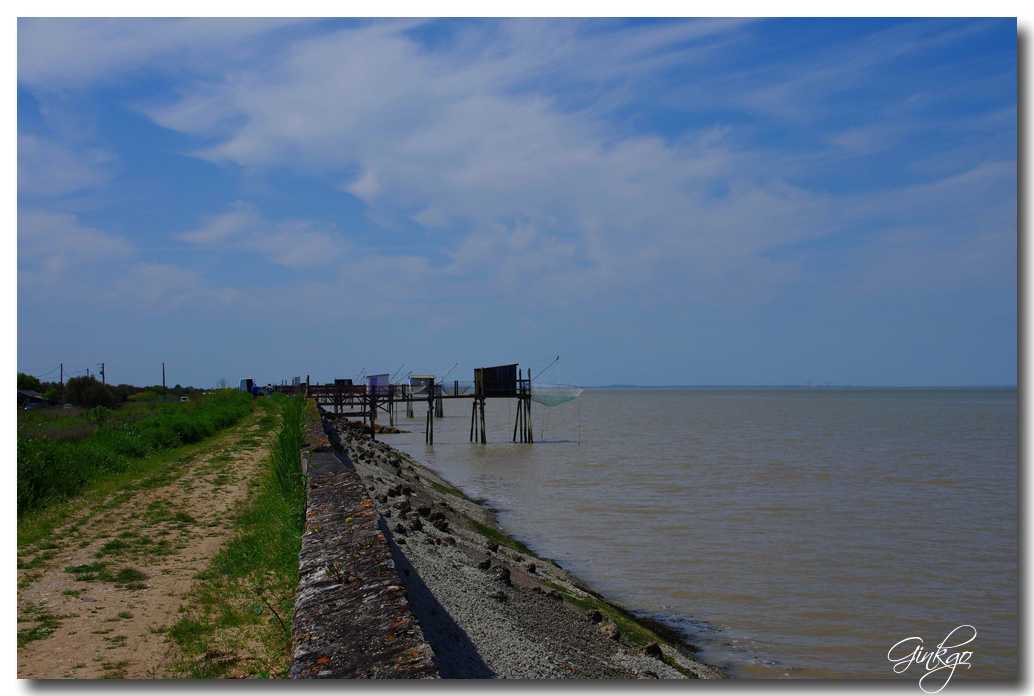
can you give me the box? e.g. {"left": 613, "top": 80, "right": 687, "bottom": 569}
{"left": 317, "top": 410, "right": 729, "bottom": 679}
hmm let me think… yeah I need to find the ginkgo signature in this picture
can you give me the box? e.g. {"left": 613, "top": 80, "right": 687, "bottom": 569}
{"left": 887, "top": 625, "right": 976, "bottom": 693}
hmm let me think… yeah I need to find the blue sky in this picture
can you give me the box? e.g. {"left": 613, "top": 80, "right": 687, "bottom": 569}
{"left": 16, "top": 18, "right": 1017, "bottom": 387}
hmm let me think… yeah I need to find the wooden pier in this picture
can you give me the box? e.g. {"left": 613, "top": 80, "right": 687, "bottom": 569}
{"left": 274, "top": 363, "right": 534, "bottom": 445}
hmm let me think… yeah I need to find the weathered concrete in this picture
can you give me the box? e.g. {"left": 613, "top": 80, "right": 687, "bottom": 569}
{"left": 290, "top": 440, "right": 438, "bottom": 678}
{"left": 329, "top": 414, "right": 730, "bottom": 680}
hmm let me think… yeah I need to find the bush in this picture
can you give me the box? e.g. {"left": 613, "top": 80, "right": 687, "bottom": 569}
{"left": 65, "top": 376, "right": 120, "bottom": 409}
{"left": 18, "top": 373, "right": 41, "bottom": 391}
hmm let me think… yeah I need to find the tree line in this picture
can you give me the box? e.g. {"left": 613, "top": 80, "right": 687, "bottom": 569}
{"left": 18, "top": 373, "right": 206, "bottom": 410}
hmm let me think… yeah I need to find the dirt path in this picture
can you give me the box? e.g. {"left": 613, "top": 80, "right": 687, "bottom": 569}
{"left": 16, "top": 412, "right": 277, "bottom": 679}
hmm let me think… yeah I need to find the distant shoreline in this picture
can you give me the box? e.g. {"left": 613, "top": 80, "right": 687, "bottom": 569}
{"left": 585, "top": 384, "right": 1017, "bottom": 389}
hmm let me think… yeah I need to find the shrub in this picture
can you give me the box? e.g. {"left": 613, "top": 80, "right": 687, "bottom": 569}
{"left": 65, "top": 376, "right": 120, "bottom": 409}
{"left": 18, "top": 373, "right": 41, "bottom": 391}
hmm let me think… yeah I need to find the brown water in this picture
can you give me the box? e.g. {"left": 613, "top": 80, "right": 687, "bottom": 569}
{"left": 379, "top": 388, "right": 1017, "bottom": 679}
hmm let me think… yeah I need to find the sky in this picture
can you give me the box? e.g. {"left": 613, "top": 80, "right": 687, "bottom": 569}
{"left": 15, "top": 17, "right": 1018, "bottom": 388}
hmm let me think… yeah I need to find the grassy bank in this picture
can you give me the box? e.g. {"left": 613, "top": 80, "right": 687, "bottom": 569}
{"left": 165, "top": 393, "right": 308, "bottom": 678}
{"left": 18, "top": 391, "right": 253, "bottom": 516}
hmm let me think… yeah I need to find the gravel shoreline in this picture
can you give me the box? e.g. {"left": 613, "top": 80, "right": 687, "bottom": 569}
{"left": 325, "top": 413, "right": 728, "bottom": 679}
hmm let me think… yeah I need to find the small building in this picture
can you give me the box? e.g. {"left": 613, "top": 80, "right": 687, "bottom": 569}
{"left": 366, "top": 374, "right": 390, "bottom": 395}
{"left": 18, "top": 390, "right": 45, "bottom": 407}
{"left": 410, "top": 375, "right": 434, "bottom": 396}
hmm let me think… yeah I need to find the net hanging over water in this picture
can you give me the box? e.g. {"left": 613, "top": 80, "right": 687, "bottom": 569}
{"left": 530, "top": 383, "right": 584, "bottom": 407}
{"left": 529, "top": 358, "right": 583, "bottom": 407}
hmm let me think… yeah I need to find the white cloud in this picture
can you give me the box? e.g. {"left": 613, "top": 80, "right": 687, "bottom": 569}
{"left": 178, "top": 202, "right": 350, "bottom": 270}
{"left": 18, "top": 210, "right": 134, "bottom": 276}
{"left": 109, "top": 263, "right": 240, "bottom": 313}
{"left": 142, "top": 19, "right": 1006, "bottom": 314}
{"left": 18, "top": 18, "right": 308, "bottom": 90}
{"left": 178, "top": 200, "right": 260, "bottom": 244}
{"left": 17, "top": 210, "right": 242, "bottom": 316}
{"left": 18, "top": 134, "right": 117, "bottom": 196}
{"left": 33, "top": 18, "right": 1010, "bottom": 317}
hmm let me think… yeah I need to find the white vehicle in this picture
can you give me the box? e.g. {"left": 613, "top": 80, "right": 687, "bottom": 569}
{"left": 239, "top": 379, "right": 254, "bottom": 392}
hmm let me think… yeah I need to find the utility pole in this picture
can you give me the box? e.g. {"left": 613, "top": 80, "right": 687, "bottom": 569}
{"left": 86, "top": 368, "right": 90, "bottom": 379}
{"left": 60, "top": 364, "right": 63, "bottom": 387}
{"left": 163, "top": 363, "right": 166, "bottom": 403}
{"left": 99, "top": 363, "right": 105, "bottom": 385}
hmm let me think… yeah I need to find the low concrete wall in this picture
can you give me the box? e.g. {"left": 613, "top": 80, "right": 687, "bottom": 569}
{"left": 289, "top": 409, "right": 438, "bottom": 679}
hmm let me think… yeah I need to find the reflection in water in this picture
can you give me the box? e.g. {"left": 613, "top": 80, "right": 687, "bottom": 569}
{"left": 379, "top": 388, "right": 1016, "bottom": 679}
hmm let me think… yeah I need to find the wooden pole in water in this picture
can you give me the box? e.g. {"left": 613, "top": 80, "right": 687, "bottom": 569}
{"left": 479, "top": 395, "right": 487, "bottom": 444}
{"left": 426, "top": 385, "right": 434, "bottom": 444}
{"left": 513, "top": 369, "right": 524, "bottom": 442}
{"left": 370, "top": 392, "right": 377, "bottom": 441}
{"left": 526, "top": 394, "right": 533, "bottom": 443}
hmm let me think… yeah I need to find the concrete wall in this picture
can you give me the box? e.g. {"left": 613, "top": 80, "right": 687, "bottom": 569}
{"left": 289, "top": 406, "right": 438, "bottom": 679}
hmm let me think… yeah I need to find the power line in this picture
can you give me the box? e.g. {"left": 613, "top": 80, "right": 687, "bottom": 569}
{"left": 24, "top": 366, "right": 60, "bottom": 378}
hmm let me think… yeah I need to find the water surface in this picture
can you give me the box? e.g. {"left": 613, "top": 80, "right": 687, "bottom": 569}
{"left": 377, "top": 388, "right": 1016, "bottom": 679}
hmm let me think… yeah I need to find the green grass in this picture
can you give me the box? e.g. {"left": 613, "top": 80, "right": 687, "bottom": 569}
{"left": 99, "top": 659, "right": 130, "bottom": 678}
{"left": 114, "top": 567, "right": 146, "bottom": 583}
{"left": 18, "top": 603, "right": 73, "bottom": 647}
{"left": 461, "top": 514, "right": 535, "bottom": 556}
{"left": 431, "top": 481, "right": 483, "bottom": 503}
{"left": 536, "top": 579, "right": 700, "bottom": 677}
{"left": 18, "top": 392, "right": 253, "bottom": 516}
{"left": 17, "top": 414, "right": 256, "bottom": 552}
{"left": 165, "top": 394, "right": 307, "bottom": 679}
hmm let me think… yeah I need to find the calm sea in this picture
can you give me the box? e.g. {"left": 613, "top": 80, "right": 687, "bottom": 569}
{"left": 377, "top": 388, "right": 1017, "bottom": 679}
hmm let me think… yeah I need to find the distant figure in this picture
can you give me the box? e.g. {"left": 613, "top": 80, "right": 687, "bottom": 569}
{"left": 266, "top": 385, "right": 273, "bottom": 399}
{"left": 251, "top": 384, "right": 260, "bottom": 400}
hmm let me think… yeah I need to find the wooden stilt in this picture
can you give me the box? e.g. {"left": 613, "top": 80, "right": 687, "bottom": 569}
{"left": 526, "top": 396, "right": 533, "bottom": 444}
{"left": 370, "top": 393, "right": 377, "bottom": 441}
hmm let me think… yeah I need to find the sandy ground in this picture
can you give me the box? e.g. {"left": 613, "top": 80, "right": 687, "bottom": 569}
{"left": 16, "top": 418, "right": 274, "bottom": 679}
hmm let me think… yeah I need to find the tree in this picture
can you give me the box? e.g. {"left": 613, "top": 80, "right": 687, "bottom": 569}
{"left": 17, "top": 373, "right": 41, "bottom": 392}
{"left": 218, "top": 378, "right": 228, "bottom": 389}
{"left": 65, "top": 375, "right": 120, "bottom": 409}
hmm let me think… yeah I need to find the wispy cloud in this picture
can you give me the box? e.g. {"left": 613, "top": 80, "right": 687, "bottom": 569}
{"left": 178, "top": 201, "right": 350, "bottom": 270}
{"left": 18, "top": 134, "right": 117, "bottom": 197}
{"left": 18, "top": 18, "right": 310, "bottom": 90}
{"left": 16, "top": 18, "right": 1016, "bottom": 385}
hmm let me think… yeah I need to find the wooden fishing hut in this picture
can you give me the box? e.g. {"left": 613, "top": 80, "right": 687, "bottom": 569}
{"left": 278, "top": 362, "right": 536, "bottom": 446}
{"left": 280, "top": 376, "right": 403, "bottom": 441}
{"left": 419, "top": 363, "right": 533, "bottom": 445}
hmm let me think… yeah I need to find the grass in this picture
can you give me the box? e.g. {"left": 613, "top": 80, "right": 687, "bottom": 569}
{"left": 18, "top": 401, "right": 181, "bottom": 443}
{"left": 17, "top": 421, "right": 247, "bottom": 552}
{"left": 537, "top": 579, "right": 701, "bottom": 677}
{"left": 165, "top": 394, "right": 308, "bottom": 679}
{"left": 18, "top": 391, "right": 253, "bottom": 516}
{"left": 461, "top": 514, "right": 535, "bottom": 556}
{"left": 18, "top": 604, "right": 73, "bottom": 647}
{"left": 99, "top": 659, "right": 130, "bottom": 678}
{"left": 432, "top": 481, "right": 483, "bottom": 503}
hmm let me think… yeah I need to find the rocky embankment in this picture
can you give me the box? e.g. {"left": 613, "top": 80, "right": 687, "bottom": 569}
{"left": 324, "top": 413, "right": 728, "bottom": 679}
